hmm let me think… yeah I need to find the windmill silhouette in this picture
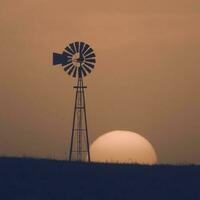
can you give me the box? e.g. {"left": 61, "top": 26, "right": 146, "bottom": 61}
{"left": 53, "top": 41, "right": 96, "bottom": 162}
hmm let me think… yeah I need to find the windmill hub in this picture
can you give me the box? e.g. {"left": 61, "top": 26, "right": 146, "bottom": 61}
{"left": 72, "top": 53, "right": 83, "bottom": 67}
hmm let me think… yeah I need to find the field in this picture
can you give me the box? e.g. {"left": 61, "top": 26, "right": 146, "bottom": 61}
{"left": 0, "top": 157, "right": 199, "bottom": 200}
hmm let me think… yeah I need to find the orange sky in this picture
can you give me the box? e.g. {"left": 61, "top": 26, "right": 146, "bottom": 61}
{"left": 0, "top": 0, "right": 200, "bottom": 163}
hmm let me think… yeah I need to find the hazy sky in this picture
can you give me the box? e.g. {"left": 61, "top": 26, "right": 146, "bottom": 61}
{"left": 0, "top": 0, "right": 200, "bottom": 164}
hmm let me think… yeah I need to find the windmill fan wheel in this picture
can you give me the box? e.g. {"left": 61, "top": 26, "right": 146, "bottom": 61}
{"left": 53, "top": 41, "right": 96, "bottom": 78}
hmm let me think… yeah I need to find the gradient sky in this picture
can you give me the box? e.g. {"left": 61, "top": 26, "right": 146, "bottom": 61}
{"left": 0, "top": 0, "right": 200, "bottom": 164}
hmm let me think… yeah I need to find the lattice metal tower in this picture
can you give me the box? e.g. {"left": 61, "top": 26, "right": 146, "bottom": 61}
{"left": 53, "top": 41, "right": 96, "bottom": 162}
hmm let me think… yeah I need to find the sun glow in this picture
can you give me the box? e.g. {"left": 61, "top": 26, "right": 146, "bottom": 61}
{"left": 90, "top": 130, "right": 157, "bottom": 164}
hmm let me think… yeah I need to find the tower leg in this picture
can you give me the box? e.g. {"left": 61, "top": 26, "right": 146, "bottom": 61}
{"left": 81, "top": 79, "right": 91, "bottom": 162}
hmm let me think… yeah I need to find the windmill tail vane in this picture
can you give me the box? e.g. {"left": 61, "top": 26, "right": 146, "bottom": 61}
{"left": 52, "top": 41, "right": 96, "bottom": 162}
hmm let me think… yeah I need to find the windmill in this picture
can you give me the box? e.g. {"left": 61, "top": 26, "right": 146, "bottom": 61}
{"left": 53, "top": 41, "right": 96, "bottom": 162}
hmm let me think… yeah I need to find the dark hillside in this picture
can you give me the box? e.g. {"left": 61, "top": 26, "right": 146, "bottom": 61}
{"left": 0, "top": 157, "right": 199, "bottom": 200}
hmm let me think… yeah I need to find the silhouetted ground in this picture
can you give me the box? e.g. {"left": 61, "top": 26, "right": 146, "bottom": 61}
{"left": 0, "top": 157, "right": 199, "bottom": 200}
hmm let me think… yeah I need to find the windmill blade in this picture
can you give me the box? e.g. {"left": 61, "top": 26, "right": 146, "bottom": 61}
{"left": 68, "top": 66, "right": 75, "bottom": 75}
{"left": 84, "top": 48, "right": 93, "bottom": 56}
{"left": 79, "top": 42, "right": 85, "bottom": 54}
{"left": 74, "top": 42, "right": 80, "bottom": 53}
{"left": 78, "top": 68, "right": 83, "bottom": 77}
{"left": 64, "top": 63, "right": 73, "bottom": 72}
{"left": 63, "top": 51, "right": 73, "bottom": 58}
{"left": 65, "top": 46, "right": 74, "bottom": 55}
{"left": 79, "top": 52, "right": 84, "bottom": 62}
{"left": 69, "top": 43, "right": 76, "bottom": 54}
{"left": 85, "top": 53, "right": 95, "bottom": 59}
{"left": 82, "top": 44, "right": 89, "bottom": 55}
{"left": 84, "top": 62, "right": 95, "bottom": 69}
{"left": 62, "top": 51, "right": 72, "bottom": 66}
{"left": 85, "top": 58, "right": 96, "bottom": 63}
{"left": 53, "top": 53, "right": 63, "bottom": 65}
{"left": 80, "top": 67, "right": 87, "bottom": 76}
{"left": 72, "top": 67, "right": 77, "bottom": 77}
{"left": 82, "top": 64, "right": 92, "bottom": 74}
{"left": 62, "top": 59, "right": 72, "bottom": 66}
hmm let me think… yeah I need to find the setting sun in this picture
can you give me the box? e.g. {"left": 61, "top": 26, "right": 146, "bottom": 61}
{"left": 90, "top": 130, "right": 157, "bottom": 164}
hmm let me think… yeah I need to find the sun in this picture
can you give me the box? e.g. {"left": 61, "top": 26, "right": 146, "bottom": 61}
{"left": 90, "top": 130, "right": 157, "bottom": 164}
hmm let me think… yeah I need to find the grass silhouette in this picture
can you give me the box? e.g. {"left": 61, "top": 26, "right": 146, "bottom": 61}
{"left": 0, "top": 157, "right": 199, "bottom": 200}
